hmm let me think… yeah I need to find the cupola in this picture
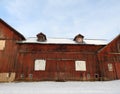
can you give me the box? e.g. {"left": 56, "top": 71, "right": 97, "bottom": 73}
{"left": 74, "top": 34, "right": 84, "bottom": 43}
{"left": 36, "top": 32, "right": 47, "bottom": 42}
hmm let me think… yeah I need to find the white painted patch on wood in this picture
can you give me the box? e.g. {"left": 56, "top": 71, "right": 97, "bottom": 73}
{"left": 75, "top": 61, "right": 86, "bottom": 71}
{"left": 35, "top": 60, "right": 46, "bottom": 71}
{"left": 108, "top": 63, "right": 113, "bottom": 71}
{"left": 0, "top": 40, "right": 5, "bottom": 50}
{"left": 0, "top": 73, "right": 15, "bottom": 82}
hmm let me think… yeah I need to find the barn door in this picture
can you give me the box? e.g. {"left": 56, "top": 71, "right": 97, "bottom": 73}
{"left": 57, "top": 61, "right": 66, "bottom": 81}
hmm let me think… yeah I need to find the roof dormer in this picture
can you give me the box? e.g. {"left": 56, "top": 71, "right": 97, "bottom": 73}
{"left": 74, "top": 34, "right": 84, "bottom": 43}
{"left": 36, "top": 32, "right": 47, "bottom": 42}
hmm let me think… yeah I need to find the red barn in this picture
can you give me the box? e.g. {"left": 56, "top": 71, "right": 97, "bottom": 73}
{"left": 0, "top": 18, "right": 25, "bottom": 82}
{"left": 0, "top": 18, "right": 119, "bottom": 82}
{"left": 98, "top": 34, "right": 120, "bottom": 80}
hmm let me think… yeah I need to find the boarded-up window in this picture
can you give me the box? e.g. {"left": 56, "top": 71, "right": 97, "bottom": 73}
{"left": 75, "top": 61, "right": 86, "bottom": 71}
{"left": 108, "top": 63, "right": 113, "bottom": 71}
{"left": 0, "top": 40, "right": 5, "bottom": 50}
{"left": 34, "top": 60, "right": 46, "bottom": 71}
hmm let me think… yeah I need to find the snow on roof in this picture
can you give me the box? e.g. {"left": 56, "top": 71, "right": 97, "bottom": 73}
{"left": 18, "top": 37, "right": 108, "bottom": 45}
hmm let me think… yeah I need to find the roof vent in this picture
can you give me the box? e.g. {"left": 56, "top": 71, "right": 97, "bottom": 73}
{"left": 74, "top": 34, "right": 84, "bottom": 43}
{"left": 36, "top": 32, "right": 47, "bottom": 42}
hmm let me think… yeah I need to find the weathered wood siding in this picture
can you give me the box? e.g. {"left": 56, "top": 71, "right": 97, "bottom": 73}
{"left": 15, "top": 43, "right": 104, "bottom": 81}
{"left": 98, "top": 34, "right": 120, "bottom": 80}
{"left": 0, "top": 19, "right": 25, "bottom": 82}
{"left": 1, "top": 19, "right": 119, "bottom": 82}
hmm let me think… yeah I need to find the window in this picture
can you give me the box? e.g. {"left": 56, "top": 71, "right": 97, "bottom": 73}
{"left": 29, "top": 74, "right": 33, "bottom": 79}
{"left": 76, "top": 37, "right": 83, "bottom": 43}
{"left": 75, "top": 61, "right": 86, "bottom": 71}
{"left": 34, "top": 59, "right": 46, "bottom": 71}
{"left": 87, "top": 73, "right": 90, "bottom": 79}
{"left": 108, "top": 63, "right": 113, "bottom": 71}
{"left": 73, "top": 34, "right": 84, "bottom": 43}
{"left": 0, "top": 40, "right": 5, "bottom": 50}
{"left": 20, "top": 74, "right": 24, "bottom": 79}
{"left": 37, "top": 32, "right": 47, "bottom": 42}
{"left": 95, "top": 74, "right": 99, "bottom": 79}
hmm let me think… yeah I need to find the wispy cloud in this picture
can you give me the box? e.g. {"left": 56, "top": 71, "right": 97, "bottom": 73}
{"left": 0, "top": 0, "right": 120, "bottom": 39}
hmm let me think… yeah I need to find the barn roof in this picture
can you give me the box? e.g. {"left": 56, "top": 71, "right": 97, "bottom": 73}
{"left": 98, "top": 33, "right": 120, "bottom": 53}
{"left": 18, "top": 37, "right": 108, "bottom": 45}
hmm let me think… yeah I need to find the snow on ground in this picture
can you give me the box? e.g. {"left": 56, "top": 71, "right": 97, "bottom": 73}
{"left": 0, "top": 80, "right": 120, "bottom": 94}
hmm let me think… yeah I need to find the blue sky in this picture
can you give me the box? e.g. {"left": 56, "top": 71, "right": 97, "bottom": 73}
{"left": 0, "top": 0, "right": 120, "bottom": 40}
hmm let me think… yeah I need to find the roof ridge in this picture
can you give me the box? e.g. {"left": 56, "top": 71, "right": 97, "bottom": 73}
{"left": 85, "top": 38, "right": 107, "bottom": 40}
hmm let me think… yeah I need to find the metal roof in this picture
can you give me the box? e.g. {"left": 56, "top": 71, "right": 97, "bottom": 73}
{"left": 18, "top": 37, "right": 108, "bottom": 45}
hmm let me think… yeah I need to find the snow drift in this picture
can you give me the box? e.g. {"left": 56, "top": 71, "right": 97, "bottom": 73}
{"left": 0, "top": 80, "right": 120, "bottom": 94}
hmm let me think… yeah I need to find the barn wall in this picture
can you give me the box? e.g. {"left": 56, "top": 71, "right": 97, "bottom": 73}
{"left": 15, "top": 44, "right": 104, "bottom": 81}
{"left": 98, "top": 35, "right": 120, "bottom": 80}
{"left": 0, "top": 20, "right": 24, "bottom": 82}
